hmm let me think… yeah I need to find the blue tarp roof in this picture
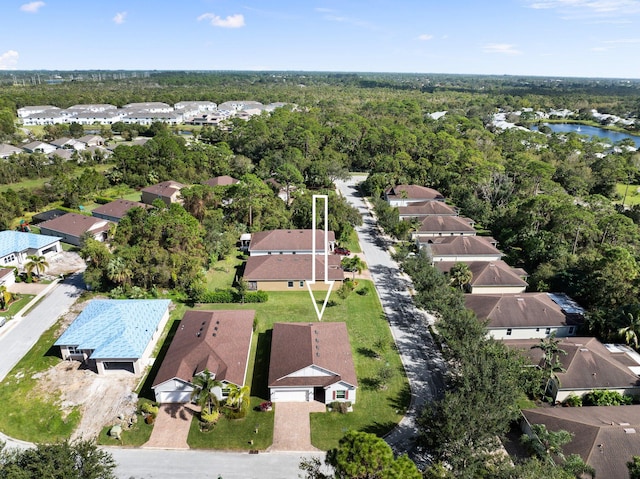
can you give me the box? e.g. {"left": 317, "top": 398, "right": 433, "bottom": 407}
{"left": 0, "top": 230, "right": 61, "bottom": 258}
{"left": 54, "top": 299, "right": 171, "bottom": 359}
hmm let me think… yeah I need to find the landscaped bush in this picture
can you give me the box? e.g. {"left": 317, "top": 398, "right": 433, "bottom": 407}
{"left": 583, "top": 389, "right": 633, "bottom": 406}
{"left": 563, "top": 394, "right": 583, "bottom": 407}
{"left": 196, "top": 289, "right": 268, "bottom": 304}
{"left": 201, "top": 410, "right": 220, "bottom": 425}
{"left": 140, "top": 401, "right": 159, "bottom": 417}
{"left": 259, "top": 401, "right": 272, "bottom": 412}
{"left": 94, "top": 196, "right": 114, "bottom": 205}
{"left": 329, "top": 401, "right": 352, "bottom": 414}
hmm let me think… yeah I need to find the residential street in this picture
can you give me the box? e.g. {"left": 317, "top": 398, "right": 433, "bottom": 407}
{"left": 335, "top": 176, "right": 446, "bottom": 464}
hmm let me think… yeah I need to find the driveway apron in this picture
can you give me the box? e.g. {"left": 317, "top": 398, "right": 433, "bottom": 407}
{"left": 269, "top": 402, "right": 325, "bottom": 452}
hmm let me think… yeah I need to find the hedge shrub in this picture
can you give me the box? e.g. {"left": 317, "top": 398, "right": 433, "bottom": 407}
{"left": 196, "top": 289, "right": 268, "bottom": 304}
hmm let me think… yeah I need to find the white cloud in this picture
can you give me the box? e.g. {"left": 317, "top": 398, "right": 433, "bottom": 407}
{"left": 113, "top": 11, "right": 127, "bottom": 25}
{"left": 20, "top": 1, "right": 45, "bottom": 13}
{"left": 603, "top": 37, "right": 640, "bottom": 43}
{"left": 0, "top": 50, "right": 19, "bottom": 70}
{"left": 591, "top": 46, "right": 609, "bottom": 51}
{"left": 527, "top": 0, "right": 640, "bottom": 16}
{"left": 482, "top": 43, "right": 522, "bottom": 55}
{"left": 418, "top": 34, "right": 433, "bottom": 41}
{"left": 197, "top": 12, "right": 245, "bottom": 28}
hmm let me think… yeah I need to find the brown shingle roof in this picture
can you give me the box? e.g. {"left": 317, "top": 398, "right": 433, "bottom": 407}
{"left": 204, "top": 175, "right": 239, "bottom": 187}
{"left": 243, "top": 255, "right": 344, "bottom": 281}
{"left": 268, "top": 322, "right": 357, "bottom": 388}
{"left": 0, "top": 268, "right": 13, "bottom": 281}
{"left": 426, "top": 236, "right": 502, "bottom": 257}
{"left": 435, "top": 261, "right": 528, "bottom": 288}
{"left": 248, "top": 229, "right": 336, "bottom": 254}
{"left": 92, "top": 199, "right": 150, "bottom": 220}
{"left": 141, "top": 180, "right": 186, "bottom": 198}
{"left": 385, "top": 184, "right": 444, "bottom": 201}
{"left": 398, "top": 201, "right": 458, "bottom": 217}
{"left": 465, "top": 293, "right": 576, "bottom": 329}
{"left": 415, "top": 215, "right": 475, "bottom": 234}
{"left": 152, "top": 310, "right": 255, "bottom": 388}
{"left": 38, "top": 213, "right": 112, "bottom": 238}
{"left": 522, "top": 405, "right": 640, "bottom": 479}
{"left": 507, "top": 337, "right": 640, "bottom": 391}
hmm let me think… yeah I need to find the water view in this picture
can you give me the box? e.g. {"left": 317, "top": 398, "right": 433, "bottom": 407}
{"left": 532, "top": 123, "right": 640, "bottom": 148}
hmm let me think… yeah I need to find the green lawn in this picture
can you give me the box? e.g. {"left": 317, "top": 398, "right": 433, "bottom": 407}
{"left": 185, "top": 280, "right": 407, "bottom": 451}
{"left": 0, "top": 294, "right": 35, "bottom": 318}
{"left": 97, "top": 417, "right": 154, "bottom": 447}
{"left": 204, "top": 255, "right": 244, "bottom": 290}
{"left": 341, "top": 228, "right": 362, "bottom": 254}
{"left": 616, "top": 183, "right": 640, "bottom": 205}
{"left": 0, "top": 318, "right": 80, "bottom": 442}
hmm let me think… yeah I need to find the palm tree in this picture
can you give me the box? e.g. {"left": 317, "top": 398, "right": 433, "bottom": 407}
{"left": 106, "top": 257, "right": 133, "bottom": 287}
{"left": 448, "top": 262, "right": 472, "bottom": 291}
{"left": 24, "top": 254, "right": 49, "bottom": 280}
{"left": 532, "top": 333, "right": 567, "bottom": 399}
{"left": 191, "top": 369, "right": 222, "bottom": 416}
{"left": 225, "top": 384, "right": 250, "bottom": 412}
{"left": 0, "top": 285, "right": 15, "bottom": 310}
{"left": 341, "top": 255, "right": 365, "bottom": 280}
{"left": 618, "top": 312, "right": 640, "bottom": 349}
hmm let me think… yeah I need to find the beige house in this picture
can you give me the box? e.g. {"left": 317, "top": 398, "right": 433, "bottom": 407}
{"left": 248, "top": 229, "right": 336, "bottom": 256}
{"left": 141, "top": 180, "right": 186, "bottom": 206}
{"left": 38, "top": 213, "right": 113, "bottom": 246}
{"left": 385, "top": 184, "right": 445, "bottom": 206}
{"left": 435, "top": 260, "right": 528, "bottom": 294}
{"left": 411, "top": 215, "right": 476, "bottom": 240}
{"left": 243, "top": 254, "right": 344, "bottom": 291}
{"left": 420, "top": 235, "right": 503, "bottom": 263}
{"left": 398, "top": 200, "right": 458, "bottom": 220}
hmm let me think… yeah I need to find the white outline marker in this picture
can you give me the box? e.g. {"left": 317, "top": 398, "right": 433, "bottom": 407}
{"left": 307, "top": 194, "right": 334, "bottom": 321}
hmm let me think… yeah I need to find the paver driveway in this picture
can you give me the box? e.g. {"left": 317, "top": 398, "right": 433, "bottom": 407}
{"left": 143, "top": 404, "right": 198, "bottom": 449}
{"left": 269, "top": 402, "right": 326, "bottom": 452}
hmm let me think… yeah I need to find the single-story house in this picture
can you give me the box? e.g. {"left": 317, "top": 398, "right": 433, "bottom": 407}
{"left": 248, "top": 229, "right": 336, "bottom": 256}
{"left": 0, "top": 230, "right": 62, "bottom": 267}
{"left": 398, "top": 200, "right": 458, "bottom": 220}
{"left": 50, "top": 137, "right": 85, "bottom": 150}
{"left": 420, "top": 235, "right": 503, "bottom": 263}
{"left": 204, "top": 175, "right": 239, "bottom": 187}
{"left": 465, "top": 293, "right": 583, "bottom": 340}
{"left": 92, "top": 199, "right": 151, "bottom": 223}
{"left": 38, "top": 213, "right": 113, "bottom": 246}
{"left": 521, "top": 405, "right": 640, "bottom": 479}
{"left": 509, "top": 337, "right": 640, "bottom": 403}
{"left": 77, "top": 135, "right": 105, "bottom": 147}
{"left": 140, "top": 180, "right": 186, "bottom": 206}
{"left": 22, "top": 141, "right": 56, "bottom": 155}
{"left": 31, "top": 209, "right": 67, "bottom": 224}
{"left": 243, "top": 254, "right": 344, "bottom": 291}
{"left": 0, "top": 267, "right": 15, "bottom": 288}
{"left": 411, "top": 215, "right": 476, "bottom": 240}
{"left": 435, "top": 260, "right": 528, "bottom": 294}
{"left": 49, "top": 149, "right": 76, "bottom": 161}
{"left": 385, "top": 184, "right": 445, "bottom": 207}
{"left": 0, "top": 143, "right": 22, "bottom": 159}
{"left": 55, "top": 299, "right": 171, "bottom": 375}
{"left": 152, "top": 310, "right": 255, "bottom": 403}
{"left": 268, "top": 322, "right": 358, "bottom": 404}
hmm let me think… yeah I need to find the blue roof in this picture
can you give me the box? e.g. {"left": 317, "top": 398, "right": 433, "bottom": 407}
{"left": 0, "top": 230, "right": 61, "bottom": 258}
{"left": 54, "top": 299, "right": 171, "bottom": 359}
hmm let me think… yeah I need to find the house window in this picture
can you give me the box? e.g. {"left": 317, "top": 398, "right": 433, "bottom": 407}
{"left": 248, "top": 281, "right": 257, "bottom": 291}
{"left": 536, "top": 328, "right": 540, "bottom": 332}
{"left": 287, "top": 281, "right": 294, "bottom": 288}
{"left": 506, "top": 328, "right": 512, "bottom": 336}
{"left": 3, "top": 254, "right": 15, "bottom": 264}
{"left": 299, "top": 281, "right": 304, "bottom": 287}
{"left": 545, "top": 328, "right": 551, "bottom": 335}
{"left": 67, "top": 346, "right": 80, "bottom": 355}
{"left": 336, "top": 390, "right": 347, "bottom": 399}
{"left": 569, "top": 327, "right": 575, "bottom": 335}
{"left": 221, "top": 387, "right": 230, "bottom": 398}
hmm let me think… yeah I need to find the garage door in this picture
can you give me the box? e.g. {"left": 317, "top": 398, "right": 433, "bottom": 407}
{"left": 156, "top": 391, "right": 192, "bottom": 404}
{"left": 271, "top": 389, "right": 309, "bottom": 402}
{"left": 102, "top": 361, "right": 135, "bottom": 373}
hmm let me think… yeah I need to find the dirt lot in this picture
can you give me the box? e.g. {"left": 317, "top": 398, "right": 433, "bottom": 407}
{"left": 32, "top": 300, "right": 140, "bottom": 440}
{"left": 46, "top": 251, "right": 86, "bottom": 276}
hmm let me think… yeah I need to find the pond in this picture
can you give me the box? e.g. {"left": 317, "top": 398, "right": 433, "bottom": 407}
{"left": 532, "top": 123, "right": 640, "bottom": 148}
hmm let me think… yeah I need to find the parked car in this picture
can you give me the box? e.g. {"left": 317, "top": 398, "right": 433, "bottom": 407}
{"left": 334, "top": 247, "right": 351, "bottom": 255}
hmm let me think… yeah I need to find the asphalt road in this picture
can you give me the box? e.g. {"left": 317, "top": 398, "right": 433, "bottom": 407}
{"left": 0, "top": 272, "right": 85, "bottom": 382}
{"left": 335, "top": 176, "right": 446, "bottom": 464}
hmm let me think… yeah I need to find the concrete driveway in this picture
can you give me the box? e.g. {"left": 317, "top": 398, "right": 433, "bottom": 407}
{"left": 143, "top": 404, "right": 198, "bottom": 449}
{"left": 269, "top": 402, "right": 326, "bottom": 452}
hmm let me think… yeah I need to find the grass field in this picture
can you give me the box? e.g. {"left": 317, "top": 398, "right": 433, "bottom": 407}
{"left": 616, "top": 183, "right": 640, "bottom": 205}
{"left": 0, "top": 294, "right": 35, "bottom": 318}
{"left": 204, "top": 255, "right": 244, "bottom": 290}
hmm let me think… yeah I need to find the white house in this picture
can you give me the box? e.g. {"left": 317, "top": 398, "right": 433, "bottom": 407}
{"left": 0, "top": 230, "right": 62, "bottom": 267}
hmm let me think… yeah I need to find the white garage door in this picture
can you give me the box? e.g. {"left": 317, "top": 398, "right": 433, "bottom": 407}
{"left": 271, "top": 389, "right": 309, "bottom": 402}
{"left": 156, "top": 391, "right": 192, "bottom": 404}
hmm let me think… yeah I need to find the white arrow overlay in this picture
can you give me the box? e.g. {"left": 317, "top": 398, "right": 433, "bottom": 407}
{"left": 307, "top": 194, "right": 335, "bottom": 321}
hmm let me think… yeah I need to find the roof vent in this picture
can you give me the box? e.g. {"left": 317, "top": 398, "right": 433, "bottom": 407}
{"left": 202, "top": 321, "right": 206, "bottom": 326}
{"left": 625, "top": 428, "right": 636, "bottom": 434}
{"left": 214, "top": 326, "right": 218, "bottom": 331}
{"left": 212, "top": 333, "right": 216, "bottom": 337}
{"left": 196, "top": 332, "right": 201, "bottom": 337}
{"left": 620, "top": 422, "right": 631, "bottom": 426}
{"left": 580, "top": 348, "right": 589, "bottom": 352}
{"left": 316, "top": 352, "right": 320, "bottom": 357}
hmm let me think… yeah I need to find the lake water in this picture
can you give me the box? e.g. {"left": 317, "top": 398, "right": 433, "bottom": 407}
{"left": 532, "top": 123, "right": 640, "bottom": 148}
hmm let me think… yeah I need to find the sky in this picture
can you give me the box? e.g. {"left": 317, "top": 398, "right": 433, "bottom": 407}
{"left": 1, "top": 0, "right": 640, "bottom": 78}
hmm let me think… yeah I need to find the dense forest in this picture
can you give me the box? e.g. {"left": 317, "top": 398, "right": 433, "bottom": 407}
{"left": 2, "top": 71, "right": 640, "bottom": 475}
